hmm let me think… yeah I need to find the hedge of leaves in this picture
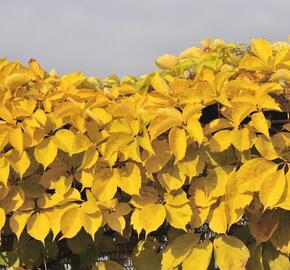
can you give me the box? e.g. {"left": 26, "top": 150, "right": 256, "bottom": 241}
{"left": 0, "top": 37, "right": 289, "bottom": 270}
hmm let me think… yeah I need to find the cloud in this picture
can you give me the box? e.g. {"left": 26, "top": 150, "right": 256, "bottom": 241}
{"left": 0, "top": 0, "right": 289, "bottom": 78}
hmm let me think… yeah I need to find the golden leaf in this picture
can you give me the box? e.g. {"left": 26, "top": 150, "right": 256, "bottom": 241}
{"left": 213, "top": 235, "right": 249, "bottom": 270}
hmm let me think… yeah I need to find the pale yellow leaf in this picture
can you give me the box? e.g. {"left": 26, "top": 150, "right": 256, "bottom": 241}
{"left": 155, "top": 54, "right": 176, "bottom": 69}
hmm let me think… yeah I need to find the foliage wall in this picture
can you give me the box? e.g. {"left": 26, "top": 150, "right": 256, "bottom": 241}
{"left": 0, "top": 38, "right": 289, "bottom": 269}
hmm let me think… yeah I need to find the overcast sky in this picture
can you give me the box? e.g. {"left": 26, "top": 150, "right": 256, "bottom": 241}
{"left": 0, "top": 0, "right": 289, "bottom": 78}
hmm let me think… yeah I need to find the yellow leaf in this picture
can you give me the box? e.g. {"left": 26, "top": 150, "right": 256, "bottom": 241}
{"left": 106, "top": 212, "right": 125, "bottom": 235}
{"left": 79, "top": 145, "right": 99, "bottom": 169}
{"left": 226, "top": 158, "right": 277, "bottom": 193}
{"left": 75, "top": 168, "right": 94, "bottom": 190}
{"left": 230, "top": 103, "right": 256, "bottom": 128}
{"left": 165, "top": 203, "right": 192, "bottom": 230}
{"left": 5, "top": 72, "right": 33, "bottom": 92}
{"left": 131, "top": 204, "right": 166, "bottom": 235}
{"left": 83, "top": 211, "right": 102, "bottom": 239}
{"left": 157, "top": 166, "right": 186, "bottom": 191}
{"left": 177, "top": 150, "right": 205, "bottom": 180}
{"left": 182, "top": 240, "right": 213, "bottom": 270}
{"left": 150, "top": 73, "right": 170, "bottom": 94}
{"left": 52, "top": 129, "right": 91, "bottom": 156}
{"left": 209, "top": 130, "right": 233, "bottom": 152}
{"left": 137, "top": 127, "right": 155, "bottom": 155}
{"left": 269, "top": 254, "right": 290, "bottom": 270}
{"left": 254, "top": 135, "right": 279, "bottom": 160}
{"left": 164, "top": 190, "right": 189, "bottom": 206}
{"left": 52, "top": 175, "right": 73, "bottom": 195}
{"left": 0, "top": 207, "right": 6, "bottom": 230}
{"left": 213, "top": 235, "right": 249, "bottom": 270}
{"left": 161, "top": 233, "right": 200, "bottom": 270}
{"left": 144, "top": 139, "right": 171, "bottom": 173}
{"left": 9, "top": 211, "right": 32, "bottom": 239}
{"left": 251, "top": 38, "right": 272, "bottom": 63}
{"left": 29, "top": 59, "right": 45, "bottom": 78}
{"left": 168, "top": 127, "right": 187, "bottom": 164}
{"left": 8, "top": 126, "right": 23, "bottom": 154}
{"left": 132, "top": 237, "right": 162, "bottom": 270}
{"left": 204, "top": 118, "right": 233, "bottom": 136}
{"left": 251, "top": 111, "right": 270, "bottom": 138}
{"left": 34, "top": 138, "right": 57, "bottom": 169}
{"left": 91, "top": 168, "right": 118, "bottom": 201}
{"left": 93, "top": 261, "right": 123, "bottom": 270}
{"left": 189, "top": 207, "right": 210, "bottom": 228}
{"left": 86, "top": 108, "right": 112, "bottom": 127}
{"left": 270, "top": 211, "right": 290, "bottom": 254}
{"left": 120, "top": 138, "right": 142, "bottom": 163}
{"left": 259, "top": 169, "right": 286, "bottom": 209}
{"left": 155, "top": 54, "right": 176, "bottom": 69}
{"left": 248, "top": 208, "right": 280, "bottom": 245}
{"left": 271, "top": 68, "right": 290, "bottom": 83}
{"left": 27, "top": 212, "right": 50, "bottom": 243}
{"left": 205, "top": 166, "right": 234, "bottom": 198}
{"left": 276, "top": 170, "right": 290, "bottom": 210}
{"left": 1, "top": 185, "right": 25, "bottom": 212}
{"left": 0, "top": 157, "right": 10, "bottom": 187}
{"left": 186, "top": 118, "right": 204, "bottom": 146}
{"left": 208, "top": 199, "right": 227, "bottom": 234}
{"left": 149, "top": 113, "right": 182, "bottom": 141}
{"left": 6, "top": 150, "right": 30, "bottom": 179}
{"left": 103, "top": 133, "right": 132, "bottom": 160}
{"left": 118, "top": 162, "right": 141, "bottom": 195}
{"left": 225, "top": 192, "right": 253, "bottom": 228}
{"left": 59, "top": 72, "right": 85, "bottom": 91}
{"left": 232, "top": 127, "right": 255, "bottom": 151}
{"left": 48, "top": 204, "right": 76, "bottom": 240}
{"left": 60, "top": 207, "right": 85, "bottom": 239}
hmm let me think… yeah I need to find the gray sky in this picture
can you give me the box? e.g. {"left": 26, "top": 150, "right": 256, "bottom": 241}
{"left": 0, "top": 0, "right": 289, "bottom": 78}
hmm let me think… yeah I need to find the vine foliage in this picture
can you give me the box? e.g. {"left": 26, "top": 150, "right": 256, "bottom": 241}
{"left": 0, "top": 37, "right": 289, "bottom": 269}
